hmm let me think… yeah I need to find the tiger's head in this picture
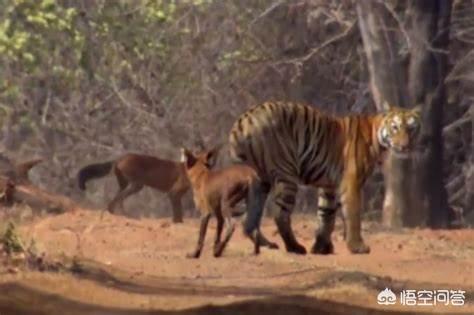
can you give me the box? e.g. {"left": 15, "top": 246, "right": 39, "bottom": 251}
{"left": 377, "top": 106, "right": 422, "bottom": 157}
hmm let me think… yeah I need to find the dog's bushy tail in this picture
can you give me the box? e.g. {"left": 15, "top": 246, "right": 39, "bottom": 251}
{"left": 77, "top": 161, "right": 113, "bottom": 190}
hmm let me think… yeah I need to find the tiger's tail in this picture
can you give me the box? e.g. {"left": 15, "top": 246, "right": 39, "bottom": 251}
{"left": 77, "top": 161, "right": 113, "bottom": 190}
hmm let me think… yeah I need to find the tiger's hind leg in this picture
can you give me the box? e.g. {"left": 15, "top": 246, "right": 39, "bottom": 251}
{"left": 245, "top": 182, "right": 279, "bottom": 251}
{"left": 254, "top": 184, "right": 279, "bottom": 249}
{"left": 270, "top": 178, "right": 306, "bottom": 255}
{"left": 253, "top": 232, "right": 279, "bottom": 249}
{"left": 246, "top": 230, "right": 279, "bottom": 254}
{"left": 311, "top": 188, "right": 338, "bottom": 255}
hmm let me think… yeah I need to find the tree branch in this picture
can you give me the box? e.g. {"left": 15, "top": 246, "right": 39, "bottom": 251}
{"left": 443, "top": 109, "right": 471, "bottom": 134}
{"left": 273, "top": 22, "right": 357, "bottom": 66}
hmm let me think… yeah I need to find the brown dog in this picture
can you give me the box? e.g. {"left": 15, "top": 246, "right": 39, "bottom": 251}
{"left": 78, "top": 153, "right": 190, "bottom": 222}
{"left": 181, "top": 147, "right": 278, "bottom": 258}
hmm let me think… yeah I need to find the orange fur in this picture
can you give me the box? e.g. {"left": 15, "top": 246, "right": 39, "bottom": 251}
{"left": 229, "top": 101, "right": 421, "bottom": 255}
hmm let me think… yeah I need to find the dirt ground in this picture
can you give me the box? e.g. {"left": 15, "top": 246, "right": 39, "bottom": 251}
{"left": 0, "top": 209, "right": 473, "bottom": 315}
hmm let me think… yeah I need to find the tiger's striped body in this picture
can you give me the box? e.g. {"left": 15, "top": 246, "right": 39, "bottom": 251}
{"left": 229, "top": 101, "right": 421, "bottom": 255}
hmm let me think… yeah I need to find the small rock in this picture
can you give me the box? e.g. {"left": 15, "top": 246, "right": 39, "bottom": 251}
{"left": 7, "top": 267, "right": 19, "bottom": 274}
{"left": 11, "top": 252, "right": 26, "bottom": 263}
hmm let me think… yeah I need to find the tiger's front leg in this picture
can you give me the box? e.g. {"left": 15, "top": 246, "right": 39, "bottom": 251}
{"left": 340, "top": 184, "right": 370, "bottom": 254}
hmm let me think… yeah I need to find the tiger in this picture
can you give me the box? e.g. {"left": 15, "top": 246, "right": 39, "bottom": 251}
{"left": 228, "top": 101, "right": 421, "bottom": 255}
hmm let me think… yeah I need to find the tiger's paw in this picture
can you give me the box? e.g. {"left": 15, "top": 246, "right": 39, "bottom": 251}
{"left": 286, "top": 243, "right": 307, "bottom": 255}
{"left": 311, "top": 235, "right": 334, "bottom": 255}
{"left": 266, "top": 242, "right": 279, "bottom": 250}
{"left": 347, "top": 240, "right": 370, "bottom": 254}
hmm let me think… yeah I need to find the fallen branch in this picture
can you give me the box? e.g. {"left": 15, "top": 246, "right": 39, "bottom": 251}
{"left": 0, "top": 177, "right": 80, "bottom": 214}
{"left": 15, "top": 159, "right": 43, "bottom": 181}
{"left": 0, "top": 156, "right": 82, "bottom": 214}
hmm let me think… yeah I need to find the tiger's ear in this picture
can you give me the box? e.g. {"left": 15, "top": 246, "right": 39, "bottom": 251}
{"left": 412, "top": 104, "right": 422, "bottom": 115}
{"left": 382, "top": 100, "right": 393, "bottom": 111}
{"left": 180, "top": 147, "right": 196, "bottom": 168}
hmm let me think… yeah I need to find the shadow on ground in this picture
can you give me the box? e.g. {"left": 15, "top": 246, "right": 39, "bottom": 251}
{"left": 1, "top": 257, "right": 471, "bottom": 315}
{"left": 0, "top": 282, "right": 459, "bottom": 315}
{"left": 69, "top": 258, "right": 474, "bottom": 300}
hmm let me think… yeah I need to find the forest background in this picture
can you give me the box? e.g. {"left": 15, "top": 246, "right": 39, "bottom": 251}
{"left": 0, "top": 0, "right": 471, "bottom": 225}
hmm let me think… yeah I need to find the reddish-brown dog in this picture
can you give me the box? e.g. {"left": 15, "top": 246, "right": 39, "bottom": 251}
{"left": 77, "top": 153, "right": 190, "bottom": 222}
{"left": 181, "top": 147, "right": 278, "bottom": 258}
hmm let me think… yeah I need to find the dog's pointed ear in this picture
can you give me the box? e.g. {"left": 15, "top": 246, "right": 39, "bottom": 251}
{"left": 205, "top": 145, "right": 221, "bottom": 168}
{"left": 179, "top": 148, "right": 187, "bottom": 163}
{"left": 180, "top": 147, "right": 196, "bottom": 168}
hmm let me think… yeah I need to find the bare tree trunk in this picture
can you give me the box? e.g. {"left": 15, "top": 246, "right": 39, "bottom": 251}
{"left": 468, "top": 106, "right": 474, "bottom": 216}
{"left": 407, "top": 0, "right": 451, "bottom": 228}
{"left": 357, "top": 1, "right": 416, "bottom": 228}
{"left": 356, "top": 2, "right": 408, "bottom": 109}
{"left": 357, "top": 0, "right": 451, "bottom": 228}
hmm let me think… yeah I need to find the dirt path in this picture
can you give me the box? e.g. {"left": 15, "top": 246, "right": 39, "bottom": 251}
{"left": 1, "top": 210, "right": 473, "bottom": 314}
